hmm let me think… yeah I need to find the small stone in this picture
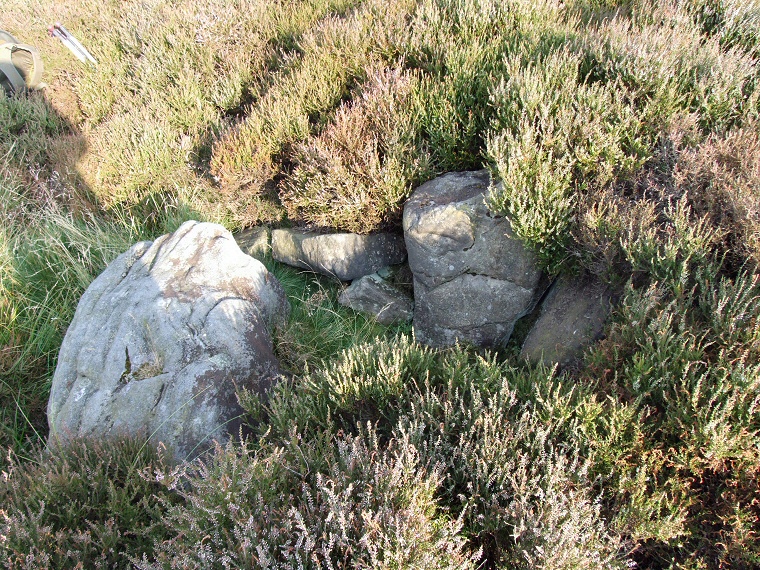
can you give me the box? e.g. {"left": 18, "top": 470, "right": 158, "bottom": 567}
{"left": 338, "top": 273, "right": 414, "bottom": 325}
{"left": 235, "top": 226, "right": 270, "bottom": 260}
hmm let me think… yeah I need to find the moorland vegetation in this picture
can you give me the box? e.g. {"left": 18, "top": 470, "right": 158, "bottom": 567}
{"left": 1, "top": 0, "right": 759, "bottom": 567}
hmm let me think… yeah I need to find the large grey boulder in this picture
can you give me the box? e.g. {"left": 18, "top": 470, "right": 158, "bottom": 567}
{"left": 48, "top": 221, "right": 289, "bottom": 461}
{"left": 521, "top": 273, "right": 612, "bottom": 366}
{"left": 404, "top": 171, "right": 544, "bottom": 347}
{"left": 271, "top": 229, "right": 406, "bottom": 281}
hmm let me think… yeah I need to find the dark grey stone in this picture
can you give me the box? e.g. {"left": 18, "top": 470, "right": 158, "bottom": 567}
{"left": 271, "top": 229, "right": 406, "bottom": 281}
{"left": 403, "top": 171, "right": 544, "bottom": 347}
{"left": 235, "top": 226, "right": 270, "bottom": 260}
{"left": 521, "top": 273, "right": 612, "bottom": 366}
{"left": 412, "top": 274, "right": 536, "bottom": 346}
{"left": 338, "top": 273, "right": 413, "bottom": 325}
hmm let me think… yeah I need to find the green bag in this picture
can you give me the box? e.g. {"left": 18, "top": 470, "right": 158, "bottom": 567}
{"left": 1, "top": 30, "right": 44, "bottom": 96}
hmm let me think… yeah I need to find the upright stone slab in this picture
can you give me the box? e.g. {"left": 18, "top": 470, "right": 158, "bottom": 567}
{"left": 521, "top": 273, "right": 612, "bottom": 366}
{"left": 271, "top": 229, "right": 406, "bottom": 281}
{"left": 48, "top": 221, "right": 289, "bottom": 461}
{"left": 403, "top": 171, "right": 544, "bottom": 347}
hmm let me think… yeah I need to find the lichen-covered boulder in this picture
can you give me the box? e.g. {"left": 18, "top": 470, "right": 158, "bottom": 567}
{"left": 521, "top": 273, "right": 612, "bottom": 366}
{"left": 271, "top": 229, "right": 406, "bottom": 281}
{"left": 48, "top": 221, "right": 289, "bottom": 461}
{"left": 403, "top": 171, "right": 544, "bottom": 347}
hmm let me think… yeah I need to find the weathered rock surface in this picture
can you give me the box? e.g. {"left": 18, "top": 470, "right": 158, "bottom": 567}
{"left": 521, "top": 273, "right": 611, "bottom": 366}
{"left": 271, "top": 229, "right": 406, "bottom": 281}
{"left": 404, "top": 170, "right": 544, "bottom": 347}
{"left": 48, "top": 221, "right": 289, "bottom": 461}
{"left": 338, "top": 273, "right": 414, "bottom": 325}
{"left": 235, "top": 226, "right": 270, "bottom": 260}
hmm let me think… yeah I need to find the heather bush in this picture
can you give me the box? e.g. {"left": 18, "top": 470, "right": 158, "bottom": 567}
{"left": 673, "top": 120, "right": 760, "bottom": 266}
{"left": 138, "top": 432, "right": 475, "bottom": 569}
{"left": 210, "top": 0, "right": 417, "bottom": 227}
{"left": 583, "top": 203, "right": 760, "bottom": 566}
{"left": 405, "top": 0, "right": 519, "bottom": 172}
{"left": 486, "top": 48, "right": 649, "bottom": 272}
{"left": 0, "top": 438, "right": 176, "bottom": 569}
{"left": 583, "top": 1, "right": 759, "bottom": 132}
{"left": 688, "top": 0, "right": 760, "bottom": 57}
{"left": 573, "top": 113, "right": 760, "bottom": 283}
{"left": 586, "top": 270, "right": 760, "bottom": 566}
{"left": 247, "top": 336, "right": 632, "bottom": 568}
{"left": 281, "top": 65, "right": 430, "bottom": 232}
{"left": 485, "top": 0, "right": 758, "bottom": 273}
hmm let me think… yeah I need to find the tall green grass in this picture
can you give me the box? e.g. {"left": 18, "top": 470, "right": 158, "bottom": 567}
{"left": 0, "top": 164, "right": 144, "bottom": 457}
{"left": 264, "top": 260, "right": 412, "bottom": 374}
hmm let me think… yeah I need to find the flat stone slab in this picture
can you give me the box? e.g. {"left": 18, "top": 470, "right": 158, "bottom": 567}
{"left": 48, "top": 221, "right": 289, "bottom": 461}
{"left": 521, "top": 273, "right": 612, "bottom": 366}
{"left": 403, "top": 171, "right": 544, "bottom": 347}
{"left": 271, "top": 229, "right": 406, "bottom": 281}
{"left": 338, "top": 273, "right": 413, "bottom": 325}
